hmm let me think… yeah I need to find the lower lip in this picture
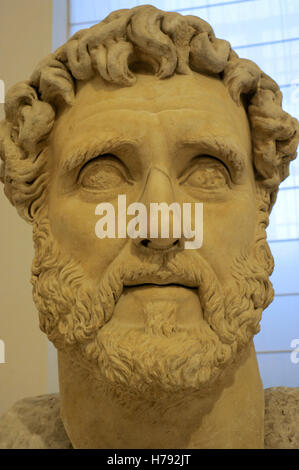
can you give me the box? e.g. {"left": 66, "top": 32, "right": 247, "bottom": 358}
{"left": 111, "top": 285, "right": 202, "bottom": 327}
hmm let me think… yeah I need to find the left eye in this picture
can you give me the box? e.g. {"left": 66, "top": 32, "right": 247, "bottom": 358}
{"left": 78, "top": 156, "right": 132, "bottom": 191}
{"left": 180, "top": 158, "right": 229, "bottom": 190}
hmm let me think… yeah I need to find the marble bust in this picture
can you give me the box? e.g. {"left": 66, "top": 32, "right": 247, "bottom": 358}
{"left": 0, "top": 5, "right": 298, "bottom": 449}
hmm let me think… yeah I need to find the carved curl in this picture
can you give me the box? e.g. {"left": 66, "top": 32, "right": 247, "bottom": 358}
{"left": 0, "top": 4, "right": 298, "bottom": 222}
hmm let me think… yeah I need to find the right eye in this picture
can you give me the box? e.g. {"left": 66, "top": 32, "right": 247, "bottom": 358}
{"left": 78, "top": 155, "right": 133, "bottom": 191}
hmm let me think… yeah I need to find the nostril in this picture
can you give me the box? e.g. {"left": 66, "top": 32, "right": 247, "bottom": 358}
{"left": 140, "top": 238, "right": 180, "bottom": 250}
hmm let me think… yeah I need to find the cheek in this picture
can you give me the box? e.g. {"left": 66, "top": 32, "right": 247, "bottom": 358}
{"left": 48, "top": 195, "right": 126, "bottom": 278}
{"left": 199, "top": 192, "right": 256, "bottom": 282}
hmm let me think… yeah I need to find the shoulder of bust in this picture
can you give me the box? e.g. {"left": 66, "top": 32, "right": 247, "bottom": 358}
{"left": 0, "top": 394, "right": 72, "bottom": 449}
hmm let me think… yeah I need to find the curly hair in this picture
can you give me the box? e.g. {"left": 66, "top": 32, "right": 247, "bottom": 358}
{"left": 0, "top": 4, "right": 298, "bottom": 222}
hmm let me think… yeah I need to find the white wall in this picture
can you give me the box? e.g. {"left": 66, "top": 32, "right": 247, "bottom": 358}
{"left": 0, "top": 0, "right": 53, "bottom": 417}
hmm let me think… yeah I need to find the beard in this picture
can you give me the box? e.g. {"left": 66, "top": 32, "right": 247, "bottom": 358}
{"left": 31, "top": 190, "right": 274, "bottom": 399}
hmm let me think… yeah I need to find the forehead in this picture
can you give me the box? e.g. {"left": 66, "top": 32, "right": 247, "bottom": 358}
{"left": 51, "top": 72, "right": 251, "bottom": 157}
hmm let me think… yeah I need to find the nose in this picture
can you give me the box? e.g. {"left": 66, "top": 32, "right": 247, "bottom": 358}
{"left": 139, "top": 237, "right": 181, "bottom": 251}
{"left": 132, "top": 167, "right": 184, "bottom": 252}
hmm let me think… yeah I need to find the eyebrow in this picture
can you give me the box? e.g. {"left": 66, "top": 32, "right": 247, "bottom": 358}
{"left": 178, "top": 135, "right": 247, "bottom": 181}
{"left": 60, "top": 132, "right": 247, "bottom": 181}
{"left": 60, "top": 136, "right": 141, "bottom": 174}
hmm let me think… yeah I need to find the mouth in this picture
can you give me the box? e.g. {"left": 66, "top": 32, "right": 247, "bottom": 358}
{"left": 124, "top": 282, "right": 198, "bottom": 290}
{"left": 123, "top": 271, "right": 198, "bottom": 290}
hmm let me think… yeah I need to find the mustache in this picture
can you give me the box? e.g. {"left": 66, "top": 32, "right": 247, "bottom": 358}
{"left": 97, "top": 247, "right": 235, "bottom": 344}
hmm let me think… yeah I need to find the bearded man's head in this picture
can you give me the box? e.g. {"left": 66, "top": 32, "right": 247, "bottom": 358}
{"left": 1, "top": 5, "right": 298, "bottom": 400}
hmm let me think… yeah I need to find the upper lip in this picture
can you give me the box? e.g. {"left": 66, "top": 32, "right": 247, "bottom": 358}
{"left": 124, "top": 283, "right": 198, "bottom": 290}
{"left": 123, "top": 274, "right": 198, "bottom": 289}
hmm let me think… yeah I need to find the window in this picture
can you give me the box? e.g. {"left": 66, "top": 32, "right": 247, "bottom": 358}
{"left": 69, "top": 0, "right": 299, "bottom": 387}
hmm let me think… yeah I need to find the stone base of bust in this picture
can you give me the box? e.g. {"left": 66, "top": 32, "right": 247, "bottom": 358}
{"left": 2, "top": 340, "right": 290, "bottom": 449}
{"left": 58, "top": 341, "right": 264, "bottom": 449}
{"left": 0, "top": 387, "right": 298, "bottom": 449}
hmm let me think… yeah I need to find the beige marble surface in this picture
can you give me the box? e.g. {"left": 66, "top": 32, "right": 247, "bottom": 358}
{"left": 0, "top": 387, "right": 298, "bottom": 449}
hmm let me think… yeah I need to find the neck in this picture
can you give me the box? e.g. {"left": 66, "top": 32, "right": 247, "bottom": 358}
{"left": 57, "top": 341, "right": 264, "bottom": 449}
